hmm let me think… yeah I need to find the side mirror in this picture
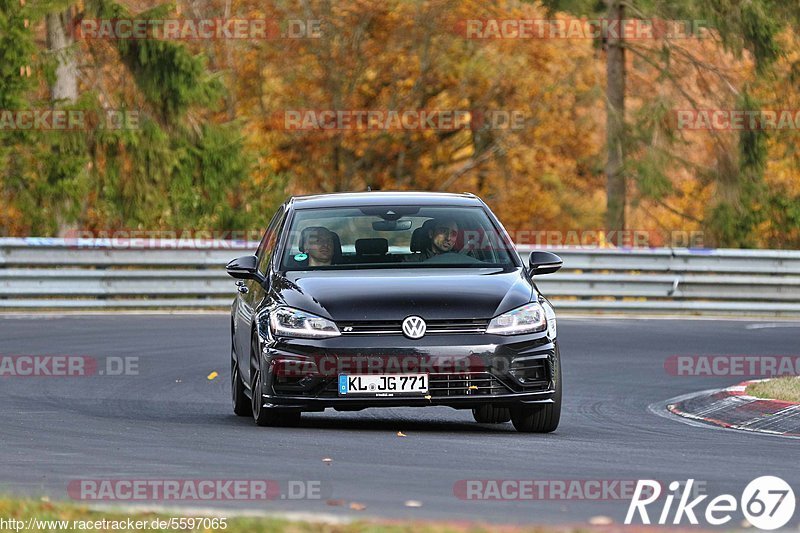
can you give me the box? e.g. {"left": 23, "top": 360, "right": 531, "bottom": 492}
{"left": 528, "top": 250, "right": 562, "bottom": 276}
{"left": 226, "top": 255, "right": 265, "bottom": 284}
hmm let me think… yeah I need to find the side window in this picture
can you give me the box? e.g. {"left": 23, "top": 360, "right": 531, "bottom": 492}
{"left": 257, "top": 207, "right": 286, "bottom": 274}
{"left": 254, "top": 231, "right": 269, "bottom": 263}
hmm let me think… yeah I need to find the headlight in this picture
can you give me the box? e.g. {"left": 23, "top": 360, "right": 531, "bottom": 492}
{"left": 486, "top": 302, "right": 546, "bottom": 335}
{"left": 543, "top": 300, "right": 557, "bottom": 338}
{"left": 269, "top": 306, "right": 341, "bottom": 339}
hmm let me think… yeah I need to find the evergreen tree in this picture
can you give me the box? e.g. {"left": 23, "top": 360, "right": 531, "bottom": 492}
{"left": 541, "top": 0, "right": 800, "bottom": 245}
{"left": 1, "top": 0, "right": 259, "bottom": 235}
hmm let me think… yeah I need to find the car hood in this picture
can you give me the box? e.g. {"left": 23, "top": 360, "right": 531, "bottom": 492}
{"left": 270, "top": 268, "right": 534, "bottom": 321}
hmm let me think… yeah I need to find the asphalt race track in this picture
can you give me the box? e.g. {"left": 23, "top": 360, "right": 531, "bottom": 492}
{"left": 1, "top": 315, "right": 798, "bottom": 526}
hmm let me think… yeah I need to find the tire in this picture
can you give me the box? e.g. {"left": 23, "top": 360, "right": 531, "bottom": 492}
{"left": 250, "top": 335, "right": 301, "bottom": 427}
{"left": 472, "top": 405, "right": 511, "bottom": 423}
{"left": 231, "top": 353, "right": 252, "bottom": 417}
{"left": 510, "top": 345, "right": 562, "bottom": 433}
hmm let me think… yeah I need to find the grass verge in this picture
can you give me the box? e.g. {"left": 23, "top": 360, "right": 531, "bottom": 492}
{"left": 0, "top": 497, "right": 562, "bottom": 533}
{"left": 745, "top": 376, "right": 800, "bottom": 403}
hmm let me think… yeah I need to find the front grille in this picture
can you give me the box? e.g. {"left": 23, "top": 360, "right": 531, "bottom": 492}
{"left": 337, "top": 318, "right": 488, "bottom": 335}
{"left": 428, "top": 372, "right": 510, "bottom": 396}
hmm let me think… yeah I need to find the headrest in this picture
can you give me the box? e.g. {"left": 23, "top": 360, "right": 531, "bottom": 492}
{"left": 355, "top": 238, "right": 388, "bottom": 255}
{"left": 331, "top": 231, "right": 342, "bottom": 262}
{"left": 410, "top": 219, "right": 436, "bottom": 252}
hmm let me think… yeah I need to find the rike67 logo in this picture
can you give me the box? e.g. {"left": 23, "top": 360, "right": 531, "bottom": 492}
{"left": 626, "top": 477, "right": 796, "bottom": 530}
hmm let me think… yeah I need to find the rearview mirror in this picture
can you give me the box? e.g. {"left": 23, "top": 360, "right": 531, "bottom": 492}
{"left": 226, "top": 255, "right": 265, "bottom": 284}
{"left": 528, "top": 250, "right": 562, "bottom": 276}
{"left": 373, "top": 220, "right": 413, "bottom": 231}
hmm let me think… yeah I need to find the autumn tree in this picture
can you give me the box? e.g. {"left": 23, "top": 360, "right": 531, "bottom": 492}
{"left": 232, "top": 0, "right": 604, "bottom": 234}
{"left": 543, "top": 0, "right": 800, "bottom": 246}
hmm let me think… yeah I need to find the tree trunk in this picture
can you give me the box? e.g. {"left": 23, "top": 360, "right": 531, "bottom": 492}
{"left": 46, "top": 7, "right": 79, "bottom": 103}
{"left": 46, "top": 6, "right": 80, "bottom": 237}
{"left": 605, "top": 0, "right": 626, "bottom": 233}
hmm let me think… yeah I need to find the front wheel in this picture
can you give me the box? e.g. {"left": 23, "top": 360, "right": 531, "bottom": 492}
{"left": 231, "top": 352, "right": 252, "bottom": 417}
{"left": 510, "top": 345, "right": 562, "bottom": 433}
{"left": 251, "top": 369, "right": 301, "bottom": 427}
{"left": 472, "top": 405, "right": 511, "bottom": 423}
{"left": 250, "top": 334, "right": 301, "bottom": 427}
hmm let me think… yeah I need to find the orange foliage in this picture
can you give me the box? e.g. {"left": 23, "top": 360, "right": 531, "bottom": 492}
{"left": 12, "top": 0, "right": 797, "bottom": 245}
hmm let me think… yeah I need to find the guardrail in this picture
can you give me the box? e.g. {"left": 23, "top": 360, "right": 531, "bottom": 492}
{"left": 2, "top": 237, "right": 800, "bottom": 315}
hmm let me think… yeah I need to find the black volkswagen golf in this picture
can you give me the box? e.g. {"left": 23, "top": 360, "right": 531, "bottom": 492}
{"left": 226, "top": 192, "right": 563, "bottom": 433}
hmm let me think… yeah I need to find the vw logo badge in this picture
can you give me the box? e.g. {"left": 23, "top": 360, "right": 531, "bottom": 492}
{"left": 402, "top": 316, "right": 427, "bottom": 339}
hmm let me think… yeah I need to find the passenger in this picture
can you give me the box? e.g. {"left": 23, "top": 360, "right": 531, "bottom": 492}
{"left": 299, "top": 226, "right": 335, "bottom": 266}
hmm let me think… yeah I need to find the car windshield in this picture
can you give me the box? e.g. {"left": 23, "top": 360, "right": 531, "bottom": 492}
{"left": 280, "top": 206, "right": 517, "bottom": 270}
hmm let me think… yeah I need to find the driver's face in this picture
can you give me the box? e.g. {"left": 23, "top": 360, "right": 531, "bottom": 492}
{"left": 305, "top": 230, "right": 334, "bottom": 262}
{"left": 431, "top": 223, "right": 458, "bottom": 253}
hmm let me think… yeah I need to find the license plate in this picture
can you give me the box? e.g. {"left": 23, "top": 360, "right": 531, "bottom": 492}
{"left": 338, "top": 374, "right": 428, "bottom": 396}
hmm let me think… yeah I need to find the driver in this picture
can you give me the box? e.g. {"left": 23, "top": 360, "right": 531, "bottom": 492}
{"left": 406, "top": 218, "right": 459, "bottom": 261}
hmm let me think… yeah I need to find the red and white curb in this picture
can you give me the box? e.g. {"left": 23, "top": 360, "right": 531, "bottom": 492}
{"left": 665, "top": 379, "right": 800, "bottom": 437}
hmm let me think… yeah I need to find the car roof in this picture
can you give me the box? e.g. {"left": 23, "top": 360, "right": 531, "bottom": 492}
{"left": 288, "top": 191, "right": 483, "bottom": 210}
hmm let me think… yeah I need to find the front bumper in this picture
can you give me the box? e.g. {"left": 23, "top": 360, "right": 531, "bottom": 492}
{"left": 255, "top": 330, "right": 558, "bottom": 412}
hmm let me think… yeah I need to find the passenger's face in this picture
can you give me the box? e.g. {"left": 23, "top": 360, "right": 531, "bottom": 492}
{"left": 305, "top": 230, "right": 334, "bottom": 264}
{"left": 430, "top": 222, "right": 458, "bottom": 253}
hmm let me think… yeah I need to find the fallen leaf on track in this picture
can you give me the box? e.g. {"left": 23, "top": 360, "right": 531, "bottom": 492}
{"left": 349, "top": 502, "right": 366, "bottom": 511}
{"left": 396, "top": 431, "right": 407, "bottom": 437}
{"left": 207, "top": 371, "right": 218, "bottom": 380}
{"left": 404, "top": 500, "right": 422, "bottom": 508}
